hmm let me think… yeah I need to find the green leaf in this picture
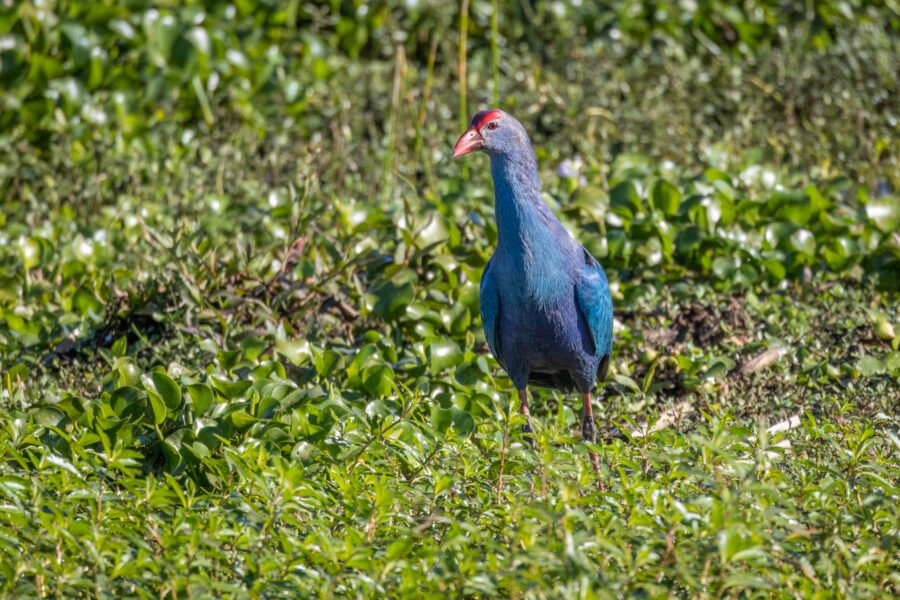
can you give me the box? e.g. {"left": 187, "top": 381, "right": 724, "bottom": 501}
{"left": 192, "top": 75, "right": 214, "bottom": 125}
{"left": 642, "top": 359, "right": 659, "bottom": 394}
{"left": 110, "top": 386, "right": 143, "bottom": 418}
{"left": 613, "top": 374, "right": 640, "bottom": 393}
{"left": 885, "top": 352, "right": 900, "bottom": 374}
{"left": 257, "top": 396, "right": 280, "bottom": 419}
{"left": 651, "top": 179, "right": 681, "bottom": 215}
{"left": 428, "top": 339, "right": 462, "bottom": 375}
{"left": 230, "top": 410, "right": 257, "bottom": 429}
{"left": 609, "top": 181, "right": 642, "bottom": 217}
{"left": 114, "top": 357, "right": 142, "bottom": 386}
{"left": 187, "top": 383, "right": 214, "bottom": 414}
{"left": 450, "top": 408, "right": 475, "bottom": 436}
{"left": 705, "top": 357, "right": 736, "bottom": 379}
{"left": 150, "top": 372, "right": 182, "bottom": 411}
{"left": 431, "top": 406, "right": 453, "bottom": 434}
{"left": 18, "top": 237, "right": 43, "bottom": 269}
{"left": 387, "top": 538, "right": 413, "bottom": 560}
{"left": 712, "top": 256, "right": 737, "bottom": 279}
{"left": 31, "top": 407, "right": 66, "bottom": 427}
{"left": 275, "top": 324, "right": 313, "bottom": 366}
{"left": 217, "top": 349, "right": 242, "bottom": 373}
{"left": 857, "top": 355, "right": 883, "bottom": 377}
{"left": 865, "top": 196, "right": 900, "bottom": 232}
{"left": 769, "top": 191, "right": 816, "bottom": 225}
{"left": 210, "top": 377, "right": 253, "bottom": 400}
{"left": 72, "top": 285, "right": 103, "bottom": 316}
{"left": 362, "top": 364, "right": 394, "bottom": 397}
{"left": 110, "top": 335, "right": 128, "bottom": 357}
{"left": 146, "top": 391, "right": 166, "bottom": 425}
{"left": 313, "top": 348, "right": 340, "bottom": 377}
{"left": 5, "top": 363, "right": 29, "bottom": 384}
{"left": 789, "top": 228, "right": 816, "bottom": 256}
{"left": 373, "top": 280, "right": 415, "bottom": 321}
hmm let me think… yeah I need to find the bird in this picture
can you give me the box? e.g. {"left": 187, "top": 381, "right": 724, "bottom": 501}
{"left": 453, "top": 109, "right": 613, "bottom": 489}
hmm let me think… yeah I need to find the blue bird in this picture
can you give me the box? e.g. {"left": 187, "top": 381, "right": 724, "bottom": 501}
{"left": 454, "top": 109, "right": 613, "bottom": 488}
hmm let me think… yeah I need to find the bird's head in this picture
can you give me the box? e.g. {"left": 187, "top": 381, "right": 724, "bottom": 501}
{"left": 453, "top": 109, "right": 530, "bottom": 159}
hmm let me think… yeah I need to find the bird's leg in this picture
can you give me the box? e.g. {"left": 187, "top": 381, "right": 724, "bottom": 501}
{"left": 581, "top": 392, "right": 605, "bottom": 491}
{"left": 517, "top": 389, "right": 535, "bottom": 447}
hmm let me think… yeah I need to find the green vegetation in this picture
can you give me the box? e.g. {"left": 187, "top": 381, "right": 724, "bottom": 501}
{"left": 1, "top": 1, "right": 899, "bottom": 597}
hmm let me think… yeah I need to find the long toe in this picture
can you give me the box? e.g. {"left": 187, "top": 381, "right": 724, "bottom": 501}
{"left": 581, "top": 420, "right": 596, "bottom": 443}
{"left": 521, "top": 422, "right": 535, "bottom": 447}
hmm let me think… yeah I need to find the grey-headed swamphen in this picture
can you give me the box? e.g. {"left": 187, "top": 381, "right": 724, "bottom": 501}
{"left": 453, "top": 109, "right": 614, "bottom": 489}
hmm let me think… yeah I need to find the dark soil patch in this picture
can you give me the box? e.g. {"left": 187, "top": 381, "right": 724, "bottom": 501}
{"left": 41, "top": 305, "right": 169, "bottom": 368}
{"left": 645, "top": 295, "right": 752, "bottom": 352}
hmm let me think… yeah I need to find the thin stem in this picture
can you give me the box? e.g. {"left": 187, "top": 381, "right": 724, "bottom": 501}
{"left": 458, "top": 0, "right": 470, "bottom": 178}
{"left": 458, "top": 0, "right": 469, "bottom": 132}
{"left": 383, "top": 45, "right": 406, "bottom": 202}
{"left": 491, "top": 0, "right": 500, "bottom": 106}
{"left": 416, "top": 31, "right": 440, "bottom": 194}
{"left": 496, "top": 401, "right": 510, "bottom": 503}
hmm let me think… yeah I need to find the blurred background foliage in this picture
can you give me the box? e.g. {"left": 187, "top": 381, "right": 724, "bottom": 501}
{"left": 2, "top": 0, "right": 898, "bottom": 192}
{"left": 1, "top": 0, "right": 899, "bottom": 596}
{"left": 2, "top": 0, "right": 899, "bottom": 363}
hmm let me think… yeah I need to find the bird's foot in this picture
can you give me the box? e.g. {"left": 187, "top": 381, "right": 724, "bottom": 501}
{"left": 521, "top": 421, "right": 535, "bottom": 448}
{"left": 581, "top": 418, "right": 597, "bottom": 444}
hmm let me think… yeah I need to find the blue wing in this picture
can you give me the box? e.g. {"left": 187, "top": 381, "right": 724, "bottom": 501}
{"left": 574, "top": 248, "right": 613, "bottom": 370}
{"left": 479, "top": 257, "right": 501, "bottom": 361}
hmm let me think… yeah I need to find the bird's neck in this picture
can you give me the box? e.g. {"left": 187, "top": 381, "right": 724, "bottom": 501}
{"left": 489, "top": 151, "right": 571, "bottom": 305}
{"left": 489, "top": 151, "right": 546, "bottom": 250}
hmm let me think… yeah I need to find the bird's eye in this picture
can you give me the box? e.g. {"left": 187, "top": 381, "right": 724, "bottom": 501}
{"left": 487, "top": 121, "right": 499, "bottom": 130}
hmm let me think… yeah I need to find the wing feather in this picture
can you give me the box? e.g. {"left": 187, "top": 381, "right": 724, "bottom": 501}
{"left": 479, "top": 258, "right": 502, "bottom": 362}
{"left": 574, "top": 249, "right": 613, "bottom": 371}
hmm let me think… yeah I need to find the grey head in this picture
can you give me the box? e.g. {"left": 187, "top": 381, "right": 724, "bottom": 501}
{"left": 452, "top": 109, "right": 533, "bottom": 159}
